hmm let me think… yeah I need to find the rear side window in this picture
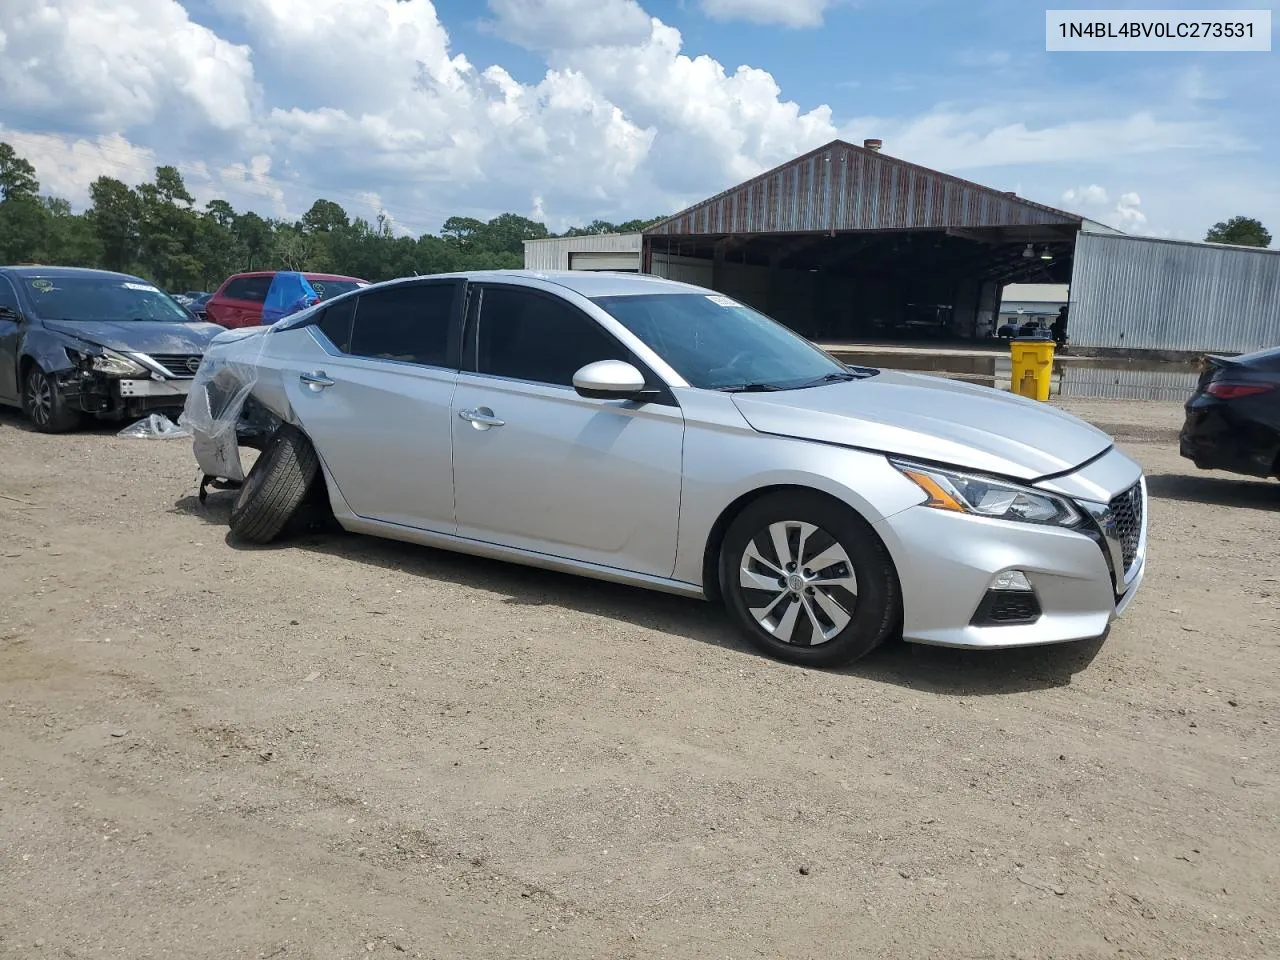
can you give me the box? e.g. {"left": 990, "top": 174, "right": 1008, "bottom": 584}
{"left": 473, "top": 286, "right": 629, "bottom": 386}
{"left": 223, "top": 275, "right": 272, "bottom": 303}
{"left": 315, "top": 297, "right": 356, "bottom": 352}
{"left": 347, "top": 282, "right": 458, "bottom": 367}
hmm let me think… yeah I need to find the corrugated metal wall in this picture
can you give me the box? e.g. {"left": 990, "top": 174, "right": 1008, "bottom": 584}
{"left": 646, "top": 140, "right": 1080, "bottom": 236}
{"left": 523, "top": 234, "right": 642, "bottom": 270}
{"left": 1057, "top": 364, "right": 1200, "bottom": 401}
{"left": 1070, "top": 233, "right": 1280, "bottom": 353}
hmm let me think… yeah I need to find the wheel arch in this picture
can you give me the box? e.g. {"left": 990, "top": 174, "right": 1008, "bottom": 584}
{"left": 701, "top": 483, "right": 895, "bottom": 606}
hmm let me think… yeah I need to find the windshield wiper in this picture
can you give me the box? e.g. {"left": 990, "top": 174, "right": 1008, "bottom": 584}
{"left": 718, "top": 382, "right": 783, "bottom": 393}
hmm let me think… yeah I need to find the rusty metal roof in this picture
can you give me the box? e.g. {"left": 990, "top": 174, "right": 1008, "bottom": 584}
{"left": 644, "top": 140, "right": 1084, "bottom": 237}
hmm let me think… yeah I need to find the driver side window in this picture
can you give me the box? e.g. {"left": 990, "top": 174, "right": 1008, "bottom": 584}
{"left": 472, "top": 286, "right": 631, "bottom": 387}
{"left": 0, "top": 277, "right": 20, "bottom": 316}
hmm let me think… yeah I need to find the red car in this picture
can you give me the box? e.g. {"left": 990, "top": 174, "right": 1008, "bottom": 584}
{"left": 205, "top": 271, "right": 367, "bottom": 329}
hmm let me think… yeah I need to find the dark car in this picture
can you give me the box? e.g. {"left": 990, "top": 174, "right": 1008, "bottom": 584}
{"left": 205, "top": 271, "right": 366, "bottom": 329}
{"left": 1180, "top": 346, "right": 1280, "bottom": 480}
{"left": 0, "top": 266, "right": 226, "bottom": 433}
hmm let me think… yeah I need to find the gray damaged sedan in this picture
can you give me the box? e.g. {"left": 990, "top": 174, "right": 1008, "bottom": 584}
{"left": 184, "top": 270, "right": 1147, "bottom": 668}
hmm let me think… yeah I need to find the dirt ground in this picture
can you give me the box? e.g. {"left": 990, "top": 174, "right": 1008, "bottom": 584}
{"left": 1, "top": 397, "right": 1277, "bottom": 960}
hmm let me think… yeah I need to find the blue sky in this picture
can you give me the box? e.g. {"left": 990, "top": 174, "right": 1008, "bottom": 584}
{"left": 0, "top": 0, "right": 1275, "bottom": 242}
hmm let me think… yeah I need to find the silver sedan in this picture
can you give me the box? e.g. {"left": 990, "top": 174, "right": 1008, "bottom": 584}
{"left": 184, "top": 270, "right": 1147, "bottom": 668}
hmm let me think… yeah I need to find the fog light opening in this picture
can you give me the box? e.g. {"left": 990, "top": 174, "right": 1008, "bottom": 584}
{"left": 971, "top": 571, "right": 1042, "bottom": 627}
{"left": 990, "top": 570, "right": 1033, "bottom": 592}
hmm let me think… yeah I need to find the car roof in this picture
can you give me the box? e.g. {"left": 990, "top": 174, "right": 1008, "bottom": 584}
{"left": 225, "top": 271, "right": 365, "bottom": 282}
{"left": 0, "top": 265, "right": 152, "bottom": 283}
{"left": 365, "top": 269, "right": 707, "bottom": 299}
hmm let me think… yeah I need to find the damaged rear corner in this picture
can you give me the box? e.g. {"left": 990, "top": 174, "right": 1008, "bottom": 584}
{"left": 181, "top": 329, "right": 294, "bottom": 487}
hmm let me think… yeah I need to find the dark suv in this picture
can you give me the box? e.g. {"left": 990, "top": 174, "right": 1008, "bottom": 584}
{"left": 0, "top": 266, "right": 224, "bottom": 432}
{"left": 206, "top": 271, "right": 366, "bottom": 328}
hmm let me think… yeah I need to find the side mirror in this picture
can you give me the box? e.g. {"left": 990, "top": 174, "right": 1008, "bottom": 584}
{"left": 572, "top": 359, "right": 648, "bottom": 401}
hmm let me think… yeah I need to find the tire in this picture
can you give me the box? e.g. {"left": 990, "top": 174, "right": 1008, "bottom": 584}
{"left": 23, "top": 366, "right": 82, "bottom": 433}
{"left": 719, "top": 490, "right": 900, "bottom": 668}
{"left": 228, "top": 423, "right": 320, "bottom": 544}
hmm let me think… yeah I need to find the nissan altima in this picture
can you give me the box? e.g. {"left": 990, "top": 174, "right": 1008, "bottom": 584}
{"left": 184, "top": 270, "right": 1148, "bottom": 667}
{"left": 0, "top": 266, "right": 225, "bottom": 432}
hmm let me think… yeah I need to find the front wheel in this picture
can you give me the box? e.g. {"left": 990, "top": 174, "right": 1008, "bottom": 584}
{"left": 23, "top": 366, "right": 82, "bottom": 433}
{"left": 719, "top": 491, "right": 900, "bottom": 668}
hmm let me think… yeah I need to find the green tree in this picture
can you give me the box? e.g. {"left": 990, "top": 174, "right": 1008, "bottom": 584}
{"left": 0, "top": 142, "right": 40, "bottom": 202}
{"left": 0, "top": 197, "right": 50, "bottom": 263}
{"left": 300, "top": 199, "right": 349, "bottom": 234}
{"left": 233, "top": 212, "right": 274, "bottom": 271}
{"left": 1205, "top": 216, "right": 1272, "bottom": 248}
{"left": 137, "top": 166, "right": 202, "bottom": 288}
{"left": 87, "top": 176, "right": 142, "bottom": 272}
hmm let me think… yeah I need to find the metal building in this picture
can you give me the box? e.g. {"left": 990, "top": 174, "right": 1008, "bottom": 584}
{"left": 1068, "top": 232, "right": 1280, "bottom": 355}
{"left": 636, "top": 138, "right": 1116, "bottom": 341}
{"left": 523, "top": 233, "right": 641, "bottom": 272}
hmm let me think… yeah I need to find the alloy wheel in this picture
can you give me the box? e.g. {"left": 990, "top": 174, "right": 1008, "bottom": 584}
{"left": 27, "top": 371, "right": 53, "bottom": 428}
{"left": 738, "top": 520, "right": 859, "bottom": 646}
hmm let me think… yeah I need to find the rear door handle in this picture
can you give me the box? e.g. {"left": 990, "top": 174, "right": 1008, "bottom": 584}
{"left": 300, "top": 371, "right": 335, "bottom": 389}
{"left": 458, "top": 407, "right": 505, "bottom": 427}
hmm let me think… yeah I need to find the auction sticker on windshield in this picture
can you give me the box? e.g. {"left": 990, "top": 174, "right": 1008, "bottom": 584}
{"left": 31, "top": 279, "right": 54, "bottom": 292}
{"left": 705, "top": 294, "right": 736, "bottom": 307}
{"left": 123, "top": 282, "right": 161, "bottom": 292}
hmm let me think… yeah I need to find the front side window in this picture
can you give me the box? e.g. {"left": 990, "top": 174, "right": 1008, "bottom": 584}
{"left": 23, "top": 276, "right": 194, "bottom": 323}
{"left": 473, "top": 286, "right": 630, "bottom": 386}
{"left": 590, "top": 292, "right": 857, "bottom": 391}
{"left": 0, "top": 277, "right": 20, "bottom": 314}
{"left": 346, "top": 282, "right": 457, "bottom": 367}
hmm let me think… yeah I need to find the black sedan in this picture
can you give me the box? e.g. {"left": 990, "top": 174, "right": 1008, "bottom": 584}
{"left": 0, "top": 266, "right": 225, "bottom": 432}
{"left": 1180, "top": 346, "right": 1280, "bottom": 480}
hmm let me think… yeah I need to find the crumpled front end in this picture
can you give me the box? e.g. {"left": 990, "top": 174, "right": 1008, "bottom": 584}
{"left": 181, "top": 327, "right": 279, "bottom": 483}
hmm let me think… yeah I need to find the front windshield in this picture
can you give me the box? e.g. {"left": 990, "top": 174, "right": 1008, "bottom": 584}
{"left": 591, "top": 291, "right": 854, "bottom": 390}
{"left": 308, "top": 279, "right": 363, "bottom": 299}
{"left": 23, "top": 276, "right": 194, "bottom": 323}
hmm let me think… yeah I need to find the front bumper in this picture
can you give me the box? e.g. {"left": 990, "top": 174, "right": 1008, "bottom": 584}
{"left": 876, "top": 450, "right": 1147, "bottom": 650}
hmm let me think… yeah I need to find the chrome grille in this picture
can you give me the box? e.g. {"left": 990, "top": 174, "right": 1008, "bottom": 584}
{"left": 1108, "top": 483, "right": 1144, "bottom": 576}
{"left": 147, "top": 354, "right": 204, "bottom": 378}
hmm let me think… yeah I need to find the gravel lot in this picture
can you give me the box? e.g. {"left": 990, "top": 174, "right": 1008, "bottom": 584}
{"left": 1, "top": 397, "right": 1277, "bottom": 959}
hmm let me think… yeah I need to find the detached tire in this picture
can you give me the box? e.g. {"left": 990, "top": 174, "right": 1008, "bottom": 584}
{"left": 719, "top": 490, "right": 900, "bottom": 668}
{"left": 229, "top": 423, "right": 320, "bottom": 544}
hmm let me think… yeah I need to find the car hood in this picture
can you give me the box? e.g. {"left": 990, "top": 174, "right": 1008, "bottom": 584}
{"left": 731, "top": 370, "right": 1114, "bottom": 482}
{"left": 43, "top": 319, "right": 225, "bottom": 355}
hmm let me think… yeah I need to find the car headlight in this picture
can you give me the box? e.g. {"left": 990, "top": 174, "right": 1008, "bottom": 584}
{"left": 89, "top": 349, "right": 147, "bottom": 377}
{"left": 891, "top": 458, "right": 1082, "bottom": 527}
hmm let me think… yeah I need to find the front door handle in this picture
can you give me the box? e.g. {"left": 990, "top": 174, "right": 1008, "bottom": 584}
{"left": 300, "top": 371, "right": 335, "bottom": 389}
{"left": 458, "top": 407, "right": 505, "bottom": 428}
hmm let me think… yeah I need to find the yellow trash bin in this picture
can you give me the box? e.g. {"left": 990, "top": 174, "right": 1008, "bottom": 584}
{"left": 1009, "top": 338, "right": 1055, "bottom": 402}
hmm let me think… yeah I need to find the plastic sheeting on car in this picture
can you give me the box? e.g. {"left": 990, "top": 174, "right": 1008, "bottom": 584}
{"left": 117, "top": 413, "right": 192, "bottom": 439}
{"left": 262, "top": 272, "right": 318, "bottom": 325}
{"left": 180, "top": 326, "right": 272, "bottom": 483}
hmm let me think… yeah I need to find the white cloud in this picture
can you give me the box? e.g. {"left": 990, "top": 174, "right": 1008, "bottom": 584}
{"left": 0, "top": 129, "right": 155, "bottom": 205}
{"left": 0, "top": 0, "right": 255, "bottom": 134}
{"left": 1062, "top": 185, "right": 1110, "bottom": 206}
{"left": 866, "top": 110, "right": 1236, "bottom": 170}
{"left": 0, "top": 0, "right": 1273, "bottom": 243}
{"left": 699, "top": 0, "right": 837, "bottom": 28}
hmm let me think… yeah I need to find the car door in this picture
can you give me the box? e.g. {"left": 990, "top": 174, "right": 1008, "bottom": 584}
{"left": 0, "top": 275, "right": 23, "bottom": 402}
{"left": 451, "top": 283, "right": 686, "bottom": 579}
{"left": 281, "top": 280, "right": 464, "bottom": 533}
{"left": 210, "top": 275, "right": 272, "bottom": 328}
